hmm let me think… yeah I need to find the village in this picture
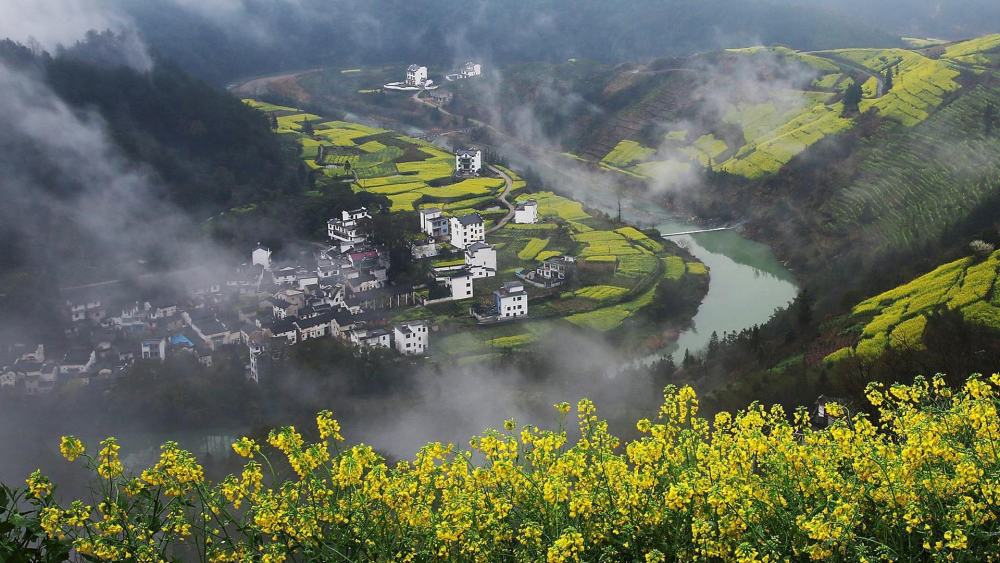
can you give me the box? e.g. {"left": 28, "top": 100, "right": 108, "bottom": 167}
{"left": 0, "top": 144, "right": 571, "bottom": 395}
{"left": 1, "top": 65, "right": 709, "bottom": 396}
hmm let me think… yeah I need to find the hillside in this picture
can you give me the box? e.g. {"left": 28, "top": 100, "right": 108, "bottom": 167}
{"left": 825, "top": 249, "right": 1000, "bottom": 363}
{"left": 0, "top": 39, "right": 305, "bottom": 334}
{"left": 559, "top": 37, "right": 997, "bottom": 181}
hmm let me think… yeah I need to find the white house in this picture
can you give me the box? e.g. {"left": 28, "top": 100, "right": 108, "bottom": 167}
{"left": 252, "top": 243, "right": 272, "bottom": 270}
{"left": 393, "top": 322, "right": 428, "bottom": 355}
{"left": 465, "top": 241, "right": 497, "bottom": 279}
{"left": 462, "top": 62, "right": 482, "bottom": 78}
{"left": 514, "top": 200, "right": 538, "bottom": 224}
{"left": 419, "top": 208, "right": 451, "bottom": 237}
{"left": 455, "top": 148, "right": 482, "bottom": 177}
{"left": 449, "top": 213, "right": 485, "bottom": 249}
{"left": 494, "top": 281, "right": 528, "bottom": 319}
{"left": 328, "top": 208, "right": 371, "bottom": 252}
{"left": 406, "top": 65, "right": 428, "bottom": 87}
{"left": 435, "top": 268, "right": 475, "bottom": 301}
{"left": 141, "top": 338, "right": 167, "bottom": 361}
{"left": 294, "top": 313, "right": 335, "bottom": 342}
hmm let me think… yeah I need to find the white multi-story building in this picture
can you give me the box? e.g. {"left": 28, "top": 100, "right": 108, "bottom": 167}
{"left": 449, "top": 213, "right": 485, "bottom": 249}
{"left": 252, "top": 243, "right": 272, "bottom": 270}
{"left": 462, "top": 62, "right": 482, "bottom": 78}
{"left": 494, "top": 281, "right": 528, "bottom": 319}
{"left": 465, "top": 242, "right": 497, "bottom": 279}
{"left": 435, "top": 268, "right": 475, "bottom": 301}
{"left": 406, "top": 65, "right": 428, "bottom": 87}
{"left": 514, "top": 200, "right": 538, "bottom": 224}
{"left": 393, "top": 322, "right": 428, "bottom": 355}
{"left": 328, "top": 208, "right": 371, "bottom": 252}
{"left": 419, "top": 208, "right": 450, "bottom": 237}
{"left": 455, "top": 148, "right": 482, "bottom": 177}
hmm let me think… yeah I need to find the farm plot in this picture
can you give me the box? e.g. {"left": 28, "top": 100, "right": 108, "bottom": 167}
{"left": 601, "top": 140, "right": 656, "bottom": 168}
{"left": 520, "top": 192, "right": 590, "bottom": 222}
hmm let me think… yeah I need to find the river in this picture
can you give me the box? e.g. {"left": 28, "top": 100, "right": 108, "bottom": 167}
{"left": 557, "top": 182, "right": 799, "bottom": 358}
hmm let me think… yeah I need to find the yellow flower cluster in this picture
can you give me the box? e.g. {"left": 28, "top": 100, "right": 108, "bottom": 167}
{"left": 25, "top": 469, "right": 52, "bottom": 499}
{"left": 59, "top": 435, "right": 85, "bottom": 462}
{"left": 27, "top": 375, "right": 1000, "bottom": 561}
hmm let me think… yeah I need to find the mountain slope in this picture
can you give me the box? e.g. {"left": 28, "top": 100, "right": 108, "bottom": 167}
{"left": 117, "top": 0, "right": 900, "bottom": 84}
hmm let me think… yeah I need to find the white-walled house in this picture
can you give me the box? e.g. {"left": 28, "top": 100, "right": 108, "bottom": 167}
{"left": 455, "top": 148, "right": 482, "bottom": 177}
{"left": 252, "top": 243, "right": 272, "bottom": 270}
{"left": 465, "top": 241, "right": 497, "bottom": 279}
{"left": 462, "top": 62, "right": 482, "bottom": 78}
{"left": 514, "top": 200, "right": 538, "bottom": 224}
{"left": 495, "top": 281, "right": 528, "bottom": 319}
{"left": 349, "top": 327, "right": 392, "bottom": 350}
{"left": 419, "top": 208, "right": 450, "bottom": 237}
{"left": 406, "top": 65, "right": 428, "bottom": 87}
{"left": 435, "top": 268, "right": 475, "bottom": 301}
{"left": 449, "top": 213, "right": 485, "bottom": 249}
{"left": 328, "top": 208, "right": 371, "bottom": 252}
{"left": 393, "top": 321, "right": 428, "bottom": 355}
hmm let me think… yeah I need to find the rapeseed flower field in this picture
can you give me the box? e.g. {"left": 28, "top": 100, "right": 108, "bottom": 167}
{"left": 14, "top": 374, "right": 1000, "bottom": 561}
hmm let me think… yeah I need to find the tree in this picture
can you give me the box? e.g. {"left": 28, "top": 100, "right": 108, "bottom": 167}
{"left": 794, "top": 289, "right": 814, "bottom": 327}
{"left": 985, "top": 102, "right": 996, "bottom": 136}
{"left": 301, "top": 118, "right": 314, "bottom": 136}
{"left": 883, "top": 66, "right": 894, "bottom": 92}
{"left": 843, "top": 81, "right": 863, "bottom": 114}
{"left": 269, "top": 112, "right": 278, "bottom": 130}
{"left": 970, "top": 239, "right": 995, "bottom": 260}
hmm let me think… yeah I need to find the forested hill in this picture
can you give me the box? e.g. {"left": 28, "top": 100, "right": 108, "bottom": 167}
{"left": 117, "top": 0, "right": 899, "bottom": 84}
{"left": 0, "top": 36, "right": 305, "bottom": 305}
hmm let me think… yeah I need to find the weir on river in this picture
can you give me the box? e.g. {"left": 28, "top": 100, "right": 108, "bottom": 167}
{"left": 660, "top": 226, "right": 733, "bottom": 237}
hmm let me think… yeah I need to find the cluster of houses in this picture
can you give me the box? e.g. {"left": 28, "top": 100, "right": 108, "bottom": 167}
{"left": 1, "top": 144, "right": 575, "bottom": 395}
{"left": 406, "top": 148, "right": 547, "bottom": 322}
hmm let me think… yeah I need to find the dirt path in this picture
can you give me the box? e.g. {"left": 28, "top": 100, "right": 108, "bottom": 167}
{"left": 485, "top": 165, "right": 516, "bottom": 234}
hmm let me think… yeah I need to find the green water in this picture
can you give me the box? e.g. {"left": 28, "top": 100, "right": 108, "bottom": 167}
{"left": 574, "top": 190, "right": 799, "bottom": 356}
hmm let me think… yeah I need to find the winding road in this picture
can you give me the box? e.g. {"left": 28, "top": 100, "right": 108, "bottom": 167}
{"left": 485, "top": 165, "right": 516, "bottom": 234}
{"left": 808, "top": 52, "right": 886, "bottom": 97}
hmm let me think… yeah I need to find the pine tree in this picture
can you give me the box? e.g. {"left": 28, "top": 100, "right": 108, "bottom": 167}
{"left": 301, "top": 118, "right": 314, "bottom": 136}
{"left": 883, "top": 67, "right": 894, "bottom": 92}
{"left": 985, "top": 102, "right": 996, "bottom": 136}
{"left": 843, "top": 81, "right": 863, "bottom": 114}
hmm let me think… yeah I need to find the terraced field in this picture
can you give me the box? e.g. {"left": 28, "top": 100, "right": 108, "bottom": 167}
{"left": 817, "top": 48, "right": 962, "bottom": 126}
{"left": 822, "top": 81, "right": 1000, "bottom": 251}
{"left": 827, "top": 250, "right": 1000, "bottom": 362}
{"left": 588, "top": 36, "right": 998, "bottom": 181}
